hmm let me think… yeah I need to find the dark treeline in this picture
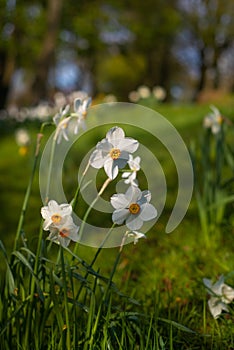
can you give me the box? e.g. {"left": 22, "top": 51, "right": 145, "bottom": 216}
{"left": 0, "top": 0, "right": 234, "bottom": 107}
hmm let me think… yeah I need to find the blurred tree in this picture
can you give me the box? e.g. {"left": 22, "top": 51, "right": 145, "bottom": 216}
{"left": 120, "top": 0, "right": 181, "bottom": 97}
{"left": 30, "top": 0, "right": 63, "bottom": 104}
{"left": 179, "top": 0, "right": 234, "bottom": 99}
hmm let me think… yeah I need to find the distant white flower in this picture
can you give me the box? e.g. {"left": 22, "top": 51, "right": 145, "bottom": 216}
{"left": 203, "top": 275, "right": 234, "bottom": 319}
{"left": 48, "top": 216, "right": 79, "bottom": 247}
{"left": 53, "top": 104, "right": 70, "bottom": 126}
{"left": 127, "top": 230, "right": 146, "bottom": 244}
{"left": 103, "top": 94, "right": 117, "bottom": 103}
{"left": 152, "top": 86, "right": 166, "bottom": 101}
{"left": 203, "top": 105, "right": 223, "bottom": 134}
{"left": 41, "top": 200, "right": 72, "bottom": 231}
{"left": 128, "top": 91, "right": 140, "bottom": 103}
{"left": 111, "top": 186, "right": 157, "bottom": 230}
{"left": 122, "top": 155, "right": 141, "bottom": 186}
{"left": 53, "top": 105, "right": 71, "bottom": 144}
{"left": 54, "top": 116, "right": 72, "bottom": 144}
{"left": 71, "top": 97, "right": 92, "bottom": 134}
{"left": 15, "top": 128, "right": 30, "bottom": 146}
{"left": 137, "top": 85, "right": 151, "bottom": 99}
{"left": 89, "top": 126, "right": 139, "bottom": 180}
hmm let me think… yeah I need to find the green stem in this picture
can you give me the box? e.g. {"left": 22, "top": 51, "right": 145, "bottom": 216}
{"left": 73, "top": 177, "right": 111, "bottom": 254}
{"left": 44, "top": 137, "right": 57, "bottom": 204}
{"left": 75, "top": 224, "right": 115, "bottom": 300}
{"left": 71, "top": 162, "right": 90, "bottom": 211}
{"left": 14, "top": 131, "right": 44, "bottom": 251}
{"left": 60, "top": 247, "right": 71, "bottom": 349}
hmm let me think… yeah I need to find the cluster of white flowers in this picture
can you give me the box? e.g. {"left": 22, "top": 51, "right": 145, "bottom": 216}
{"left": 0, "top": 90, "right": 91, "bottom": 123}
{"left": 89, "top": 126, "right": 157, "bottom": 242}
{"left": 53, "top": 97, "right": 92, "bottom": 144}
{"left": 41, "top": 200, "right": 79, "bottom": 247}
{"left": 41, "top": 112, "right": 157, "bottom": 247}
{"left": 128, "top": 85, "right": 166, "bottom": 103}
{"left": 203, "top": 105, "right": 223, "bottom": 135}
{"left": 203, "top": 275, "right": 234, "bottom": 319}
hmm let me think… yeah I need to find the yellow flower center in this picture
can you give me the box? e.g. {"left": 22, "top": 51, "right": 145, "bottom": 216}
{"left": 59, "top": 228, "right": 69, "bottom": 238}
{"left": 109, "top": 148, "right": 121, "bottom": 160}
{"left": 51, "top": 214, "right": 62, "bottom": 224}
{"left": 82, "top": 111, "right": 87, "bottom": 119}
{"left": 129, "top": 203, "right": 140, "bottom": 215}
{"left": 217, "top": 115, "right": 223, "bottom": 124}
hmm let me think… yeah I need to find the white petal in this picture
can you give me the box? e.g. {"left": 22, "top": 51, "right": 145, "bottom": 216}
{"left": 104, "top": 159, "right": 118, "bottom": 179}
{"left": 111, "top": 193, "right": 129, "bottom": 209}
{"left": 48, "top": 200, "right": 60, "bottom": 212}
{"left": 122, "top": 172, "right": 131, "bottom": 179}
{"left": 43, "top": 219, "right": 52, "bottom": 231}
{"left": 60, "top": 203, "right": 72, "bottom": 216}
{"left": 139, "top": 203, "right": 157, "bottom": 221}
{"left": 112, "top": 209, "right": 129, "bottom": 224}
{"left": 118, "top": 138, "right": 139, "bottom": 153}
{"left": 89, "top": 149, "right": 107, "bottom": 168}
{"left": 208, "top": 298, "right": 228, "bottom": 319}
{"left": 203, "top": 278, "right": 212, "bottom": 291}
{"left": 125, "top": 186, "right": 141, "bottom": 203}
{"left": 222, "top": 285, "right": 234, "bottom": 303}
{"left": 106, "top": 127, "right": 125, "bottom": 145}
{"left": 74, "top": 98, "right": 81, "bottom": 112}
{"left": 84, "top": 97, "right": 92, "bottom": 109}
{"left": 126, "top": 215, "right": 143, "bottom": 230}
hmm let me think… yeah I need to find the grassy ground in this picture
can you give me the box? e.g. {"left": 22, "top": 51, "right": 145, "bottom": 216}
{"left": 1, "top": 101, "right": 234, "bottom": 349}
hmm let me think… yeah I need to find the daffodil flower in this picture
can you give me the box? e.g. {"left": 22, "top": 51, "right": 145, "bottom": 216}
{"left": 71, "top": 97, "right": 92, "bottom": 134}
{"left": 203, "top": 105, "right": 223, "bottom": 134}
{"left": 127, "top": 230, "right": 146, "bottom": 244}
{"left": 54, "top": 116, "right": 72, "bottom": 144}
{"left": 111, "top": 186, "right": 157, "bottom": 230}
{"left": 122, "top": 155, "right": 141, "bottom": 186}
{"left": 53, "top": 104, "right": 70, "bottom": 126}
{"left": 48, "top": 216, "right": 79, "bottom": 247}
{"left": 203, "top": 275, "right": 234, "bottom": 319}
{"left": 89, "top": 126, "right": 139, "bottom": 180}
{"left": 41, "top": 200, "right": 72, "bottom": 230}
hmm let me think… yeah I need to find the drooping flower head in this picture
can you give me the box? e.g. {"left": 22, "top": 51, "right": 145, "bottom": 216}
{"left": 111, "top": 186, "right": 157, "bottom": 230}
{"left": 89, "top": 126, "right": 139, "bottom": 179}
{"left": 127, "top": 230, "right": 146, "bottom": 244}
{"left": 41, "top": 200, "right": 72, "bottom": 230}
{"left": 203, "top": 275, "right": 234, "bottom": 319}
{"left": 122, "top": 155, "right": 141, "bottom": 186}
{"left": 71, "top": 97, "right": 92, "bottom": 134}
{"left": 53, "top": 104, "right": 70, "bottom": 127}
{"left": 203, "top": 105, "right": 223, "bottom": 135}
{"left": 48, "top": 216, "right": 79, "bottom": 247}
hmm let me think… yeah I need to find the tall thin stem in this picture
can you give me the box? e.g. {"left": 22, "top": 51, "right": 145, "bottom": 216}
{"left": 14, "top": 132, "right": 44, "bottom": 251}
{"left": 73, "top": 177, "right": 111, "bottom": 254}
{"left": 60, "top": 247, "right": 71, "bottom": 349}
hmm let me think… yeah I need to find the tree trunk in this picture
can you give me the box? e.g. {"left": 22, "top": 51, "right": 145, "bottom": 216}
{"left": 30, "top": 0, "right": 63, "bottom": 104}
{"left": 193, "top": 46, "right": 207, "bottom": 101}
{"left": 0, "top": 51, "right": 15, "bottom": 109}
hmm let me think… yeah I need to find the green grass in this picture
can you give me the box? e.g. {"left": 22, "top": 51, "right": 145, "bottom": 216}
{"left": 1, "top": 102, "right": 234, "bottom": 349}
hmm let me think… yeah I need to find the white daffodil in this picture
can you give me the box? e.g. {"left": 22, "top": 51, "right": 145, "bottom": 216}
{"left": 41, "top": 200, "right": 72, "bottom": 231}
{"left": 203, "top": 105, "right": 223, "bottom": 134}
{"left": 203, "top": 275, "right": 234, "bottom": 319}
{"left": 127, "top": 230, "right": 146, "bottom": 244}
{"left": 71, "top": 97, "right": 92, "bottom": 134}
{"left": 122, "top": 155, "right": 141, "bottom": 186}
{"left": 54, "top": 116, "right": 72, "bottom": 144}
{"left": 48, "top": 216, "right": 79, "bottom": 247}
{"left": 89, "top": 126, "right": 139, "bottom": 180}
{"left": 111, "top": 186, "right": 157, "bottom": 230}
{"left": 53, "top": 104, "right": 70, "bottom": 126}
